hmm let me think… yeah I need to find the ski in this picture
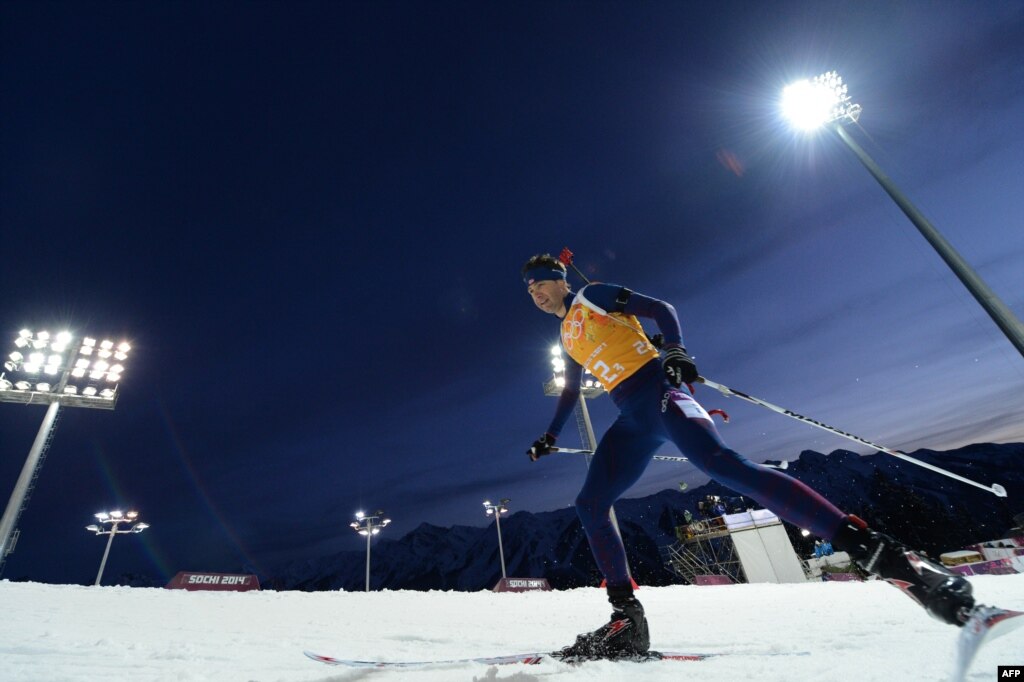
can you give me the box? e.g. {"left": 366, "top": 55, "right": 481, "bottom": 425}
{"left": 304, "top": 649, "right": 806, "bottom": 668}
{"left": 951, "top": 605, "right": 1024, "bottom": 682}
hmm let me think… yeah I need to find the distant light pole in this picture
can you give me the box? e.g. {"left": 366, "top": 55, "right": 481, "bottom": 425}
{"left": 781, "top": 71, "right": 1024, "bottom": 359}
{"left": 483, "top": 498, "right": 511, "bottom": 580}
{"left": 542, "top": 345, "right": 627, "bottom": 556}
{"left": 85, "top": 510, "right": 149, "bottom": 586}
{"left": 0, "top": 330, "right": 132, "bottom": 577}
{"left": 350, "top": 510, "right": 390, "bottom": 592}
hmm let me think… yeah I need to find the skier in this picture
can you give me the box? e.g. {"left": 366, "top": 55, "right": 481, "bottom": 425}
{"left": 522, "top": 253, "right": 975, "bottom": 660}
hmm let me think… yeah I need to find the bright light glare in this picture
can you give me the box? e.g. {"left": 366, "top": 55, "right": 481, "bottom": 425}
{"left": 781, "top": 79, "right": 838, "bottom": 130}
{"left": 554, "top": 376, "right": 566, "bottom": 388}
{"left": 550, "top": 345, "right": 561, "bottom": 356}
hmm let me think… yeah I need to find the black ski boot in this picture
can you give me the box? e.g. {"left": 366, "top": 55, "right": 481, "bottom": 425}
{"left": 555, "top": 585, "right": 651, "bottom": 661}
{"left": 832, "top": 515, "right": 975, "bottom": 626}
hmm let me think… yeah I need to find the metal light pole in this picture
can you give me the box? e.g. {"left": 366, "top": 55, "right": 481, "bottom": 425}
{"left": 782, "top": 71, "right": 1024, "bottom": 359}
{"left": 483, "top": 498, "right": 511, "bottom": 580}
{"left": 85, "top": 510, "right": 149, "bottom": 586}
{"left": 350, "top": 510, "right": 390, "bottom": 592}
{"left": 542, "top": 345, "right": 626, "bottom": 546}
{"left": 0, "top": 330, "right": 131, "bottom": 577}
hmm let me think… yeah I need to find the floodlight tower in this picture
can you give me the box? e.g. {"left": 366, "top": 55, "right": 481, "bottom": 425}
{"left": 0, "top": 330, "right": 131, "bottom": 577}
{"left": 542, "top": 345, "right": 626, "bottom": 546}
{"left": 350, "top": 510, "right": 390, "bottom": 592}
{"left": 542, "top": 344, "right": 605, "bottom": 454}
{"left": 483, "top": 498, "right": 511, "bottom": 580}
{"left": 781, "top": 71, "right": 1024, "bottom": 359}
{"left": 85, "top": 510, "right": 149, "bottom": 586}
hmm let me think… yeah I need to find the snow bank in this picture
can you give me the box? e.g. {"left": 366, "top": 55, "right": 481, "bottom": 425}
{"left": 2, "top": 575, "right": 1022, "bottom": 681}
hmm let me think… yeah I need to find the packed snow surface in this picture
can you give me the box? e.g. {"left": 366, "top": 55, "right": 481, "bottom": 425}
{"left": 3, "top": 575, "right": 1023, "bottom": 681}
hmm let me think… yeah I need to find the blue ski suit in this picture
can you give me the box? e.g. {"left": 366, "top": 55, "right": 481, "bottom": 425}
{"left": 544, "top": 283, "right": 847, "bottom": 588}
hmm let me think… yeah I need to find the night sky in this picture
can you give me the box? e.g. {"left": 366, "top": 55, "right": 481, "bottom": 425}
{"left": 1, "top": 1, "right": 1022, "bottom": 585}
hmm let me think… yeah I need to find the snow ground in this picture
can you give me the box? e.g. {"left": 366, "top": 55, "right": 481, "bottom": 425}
{"left": 2, "top": 575, "right": 1022, "bottom": 682}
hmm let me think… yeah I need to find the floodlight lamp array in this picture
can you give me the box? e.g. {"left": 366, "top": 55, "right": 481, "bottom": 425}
{"left": 782, "top": 70, "right": 861, "bottom": 131}
{"left": 350, "top": 510, "right": 391, "bottom": 536}
{"left": 87, "top": 510, "right": 148, "bottom": 534}
{"left": 546, "top": 345, "right": 604, "bottom": 396}
{"left": 483, "top": 498, "right": 510, "bottom": 515}
{"left": 1, "top": 330, "right": 131, "bottom": 403}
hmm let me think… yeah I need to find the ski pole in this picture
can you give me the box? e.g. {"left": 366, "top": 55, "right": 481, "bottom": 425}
{"left": 697, "top": 376, "right": 1007, "bottom": 498}
{"left": 556, "top": 247, "right": 1004, "bottom": 496}
{"left": 551, "top": 447, "right": 689, "bottom": 464}
{"left": 550, "top": 447, "right": 789, "bottom": 470}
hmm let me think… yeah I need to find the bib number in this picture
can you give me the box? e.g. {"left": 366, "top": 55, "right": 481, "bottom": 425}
{"left": 662, "top": 390, "right": 711, "bottom": 421}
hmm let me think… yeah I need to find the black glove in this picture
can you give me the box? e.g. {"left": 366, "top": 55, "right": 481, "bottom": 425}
{"left": 662, "top": 345, "right": 698, "bottom": 387}
{"left": 528, "top": 433, "right": 557, "bottom": 462}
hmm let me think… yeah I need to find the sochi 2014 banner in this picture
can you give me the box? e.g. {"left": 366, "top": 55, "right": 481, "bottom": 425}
{"left": 165, "top": 572, "right": 261, "bottom": 591}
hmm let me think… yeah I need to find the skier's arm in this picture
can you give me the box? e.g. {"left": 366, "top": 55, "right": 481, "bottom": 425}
{"left": 581, "top": 283, "right": 683, "bottom": 347}
{"left": 583, "top": 283, "right": 697, "bottom": 385}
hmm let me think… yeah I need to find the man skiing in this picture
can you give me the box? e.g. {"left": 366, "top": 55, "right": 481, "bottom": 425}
{"left": 522, "top": 252, "right": 975, "bottom": 660}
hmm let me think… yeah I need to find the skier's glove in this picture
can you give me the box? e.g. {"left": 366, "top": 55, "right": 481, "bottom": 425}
{"left": 662, "top": 345, "right": 698, "bottom": 387}
{"left": 528, "top": 433, "right": 557, "bottom": 462}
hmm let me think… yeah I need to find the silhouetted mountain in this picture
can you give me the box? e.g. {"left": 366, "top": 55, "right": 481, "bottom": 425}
{"left": 269, "top": 442, "right": 1024, "bottom": 591}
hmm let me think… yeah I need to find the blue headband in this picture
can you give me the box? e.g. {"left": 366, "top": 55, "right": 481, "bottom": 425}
{"left": 523, "top": 267, "right": 566, "bottom": 286}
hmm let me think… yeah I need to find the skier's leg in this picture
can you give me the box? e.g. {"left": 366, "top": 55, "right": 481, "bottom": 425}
{"left": 659, "top": 387, "right": 847, "bottom": 539}
{"left": 575, "top": 414, "right": 661, "bottom": 588}
{"left": 662, "top": 386, "right": 974, "bottom": 626}
{"left": 564, "top": 413, "right": 660, "bottom": 657}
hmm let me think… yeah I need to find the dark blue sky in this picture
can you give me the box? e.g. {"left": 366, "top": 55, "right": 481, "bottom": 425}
{"left": 1, "top": 1, "right": 1022, "bottom": 584}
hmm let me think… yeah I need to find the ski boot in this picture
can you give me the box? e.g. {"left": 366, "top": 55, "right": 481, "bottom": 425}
{"left": 554, "top": 584, "right": 651, "bottom": 661}
{"left": 832, "top": 515, "right": 975, "bottom": 626}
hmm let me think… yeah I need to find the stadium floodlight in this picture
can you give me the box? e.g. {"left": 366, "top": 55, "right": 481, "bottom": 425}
{"left": 483, "top": 499, "right": 511, "bottom": 580}
{"left": 543, "top": 345, "right": 603, "bottom": 399}
{"left": 350, "top": 510, "right": 391, "bottom": 591}
{"left": 782, "top": 71, "right": 1024, "bottom": 359}
{"left": 0, "top": 328, "right": 133, "bottom": 578}
{"left": 781, "top": 71, "right": 861, "bottom": 131}
{"left": 86, "top": 509, "right": 149, "bottom": 586}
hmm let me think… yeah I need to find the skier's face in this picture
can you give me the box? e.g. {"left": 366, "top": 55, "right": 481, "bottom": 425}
{"left": 527, "top": 279, "right": 569, "bottom": 317}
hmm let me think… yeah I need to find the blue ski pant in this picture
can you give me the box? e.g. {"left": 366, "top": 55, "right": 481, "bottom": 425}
{"left": 576, "top": 364, "right": 848, "bottom": 589}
